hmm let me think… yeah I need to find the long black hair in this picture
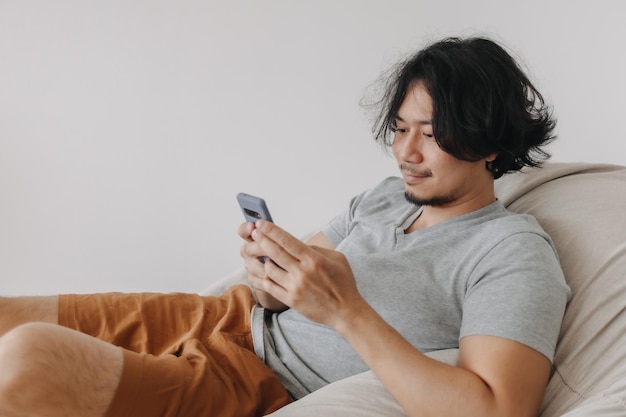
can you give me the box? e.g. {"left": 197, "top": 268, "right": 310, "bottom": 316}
{"left": 371, "top": 37, "right": 556, "bottom": 179}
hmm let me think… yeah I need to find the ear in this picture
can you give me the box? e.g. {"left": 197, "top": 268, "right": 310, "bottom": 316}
{"left": 484, "top": 152, "right": 499, "bottom": 163}
{"left": 484, "top": 153, "right": 500, "bottom": 178}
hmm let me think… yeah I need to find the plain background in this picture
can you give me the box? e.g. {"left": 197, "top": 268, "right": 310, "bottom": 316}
{"left": 1, "top": 0, "right": 625, "bottom": 296}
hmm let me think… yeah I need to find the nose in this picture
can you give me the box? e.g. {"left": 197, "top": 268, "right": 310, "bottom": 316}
{"left": 393, "top": 133, "right": 424, "bottom": 163}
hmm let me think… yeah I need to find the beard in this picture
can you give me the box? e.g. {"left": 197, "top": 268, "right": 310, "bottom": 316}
{"left": 404, "top": 190, "right": 455, "bottom": 207}
{"left": 400, "top": 163, "right": 457, "bottom": 207}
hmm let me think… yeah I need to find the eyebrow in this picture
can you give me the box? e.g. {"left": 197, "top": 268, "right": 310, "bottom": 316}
{"left": 394, "top": 115, "right": 432, "bottom": 126}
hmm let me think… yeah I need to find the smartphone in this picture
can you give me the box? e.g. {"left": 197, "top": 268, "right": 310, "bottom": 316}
{"left": 237, "top": 192, "right": 273, "bottom": 223}
{"left": 237, "top": 192, "right": 273, "bottom": 263}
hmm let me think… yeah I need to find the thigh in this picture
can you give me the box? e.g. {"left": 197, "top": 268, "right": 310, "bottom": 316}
{"left": 59, "top": 285, "right": 292, "bottom": 416}
{"left": 0, "top": 295, "right": 57, "bottom": 336}
{"left": 107, "top": 337, "right": 291, "bottom": 417}
{"left": 58, "top": 284, "right": 255, "bottom": 355}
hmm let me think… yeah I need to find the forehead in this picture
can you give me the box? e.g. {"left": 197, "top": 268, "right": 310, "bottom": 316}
{"left": 397, "top": 82, "right": 433, "bottom": 124}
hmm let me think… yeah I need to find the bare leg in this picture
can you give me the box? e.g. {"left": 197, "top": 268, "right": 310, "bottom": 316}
{"left": 0, "top": 322, "right": 123, "bottom": 417}
{"left": 0, "top": 296, "right": 58, "bottom": 335}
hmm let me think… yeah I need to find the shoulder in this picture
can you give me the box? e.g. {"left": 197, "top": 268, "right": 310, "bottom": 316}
{"left": 468, "top": 202, "right": 554, "bottom": 248}
{"left": 458, "top": 203, "right": 564, "bottom": 285}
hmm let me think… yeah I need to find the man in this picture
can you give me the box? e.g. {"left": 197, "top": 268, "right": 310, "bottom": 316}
{"left": 0, "top": 37, "right": 569, "bottom": 417}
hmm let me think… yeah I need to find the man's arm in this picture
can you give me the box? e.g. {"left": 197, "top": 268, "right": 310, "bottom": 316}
{"left": 334, "top": 301, "right": 550, "bottom": 417}
{"left": 251, "top": 220, "right": 551, "bottom": 417}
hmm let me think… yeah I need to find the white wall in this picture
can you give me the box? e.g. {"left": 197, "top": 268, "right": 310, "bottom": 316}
{"left": 1, "top": 0, "right": 624, "bottom": 295}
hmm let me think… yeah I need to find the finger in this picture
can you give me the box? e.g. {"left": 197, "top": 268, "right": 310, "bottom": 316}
{"left": 262, "top": 259, "right": 292, "bottom": 292}
{"left": 241, "top": 251, "right": 265, "bottom": 276}
{"left": 255, "top": 220, "right": 309, "bottom": 261}
{"left": 239, "top": 240, "right": 267, "bottom": 266}
{"left": 237, "top": 222, "right": 255, "bottom": 241}
{"left": 246, "top": 267, "right": 269, "bottom": 289}
{"left": 251, "top": 227, "right": 299, "bottom": 272}
{"left": 240, "top": 244, "right": 273, "bottom": 291}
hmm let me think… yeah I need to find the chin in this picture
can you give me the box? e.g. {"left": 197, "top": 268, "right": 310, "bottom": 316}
{"left": 404, "top": 191, "right": 455, "bottom": 207}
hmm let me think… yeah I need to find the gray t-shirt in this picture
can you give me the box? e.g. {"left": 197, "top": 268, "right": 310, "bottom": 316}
{"left": 251, "top": 176, "right": 570, "bottom": 399}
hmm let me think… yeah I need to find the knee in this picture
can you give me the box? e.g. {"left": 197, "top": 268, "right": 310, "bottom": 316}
{"left": 0, "top": 323, "right": 58, "bottom": 402}
{"left": 0, "top": 321, "right": 54, "bottom": 355}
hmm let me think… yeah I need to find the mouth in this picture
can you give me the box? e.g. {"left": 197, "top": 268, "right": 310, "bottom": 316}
{"left": 400, "top": 164, "right": 432, "bottom": 184}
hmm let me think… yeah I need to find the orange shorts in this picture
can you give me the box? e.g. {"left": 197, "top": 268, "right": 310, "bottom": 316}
{"left": 58, "top": 284, "right": 291, "bottom": 417}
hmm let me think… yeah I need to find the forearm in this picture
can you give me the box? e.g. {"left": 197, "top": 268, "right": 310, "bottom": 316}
{"left": 333, "top": 302, "right": 519, "bottom": 417}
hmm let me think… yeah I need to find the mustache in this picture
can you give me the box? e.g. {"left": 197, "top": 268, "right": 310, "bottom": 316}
{"left": 400, "top": 163, "right": 432, "bottom": 177}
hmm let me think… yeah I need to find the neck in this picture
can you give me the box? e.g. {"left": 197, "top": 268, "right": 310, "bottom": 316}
{"left": 406, "top": 190, "right": 496, "bottom": 233}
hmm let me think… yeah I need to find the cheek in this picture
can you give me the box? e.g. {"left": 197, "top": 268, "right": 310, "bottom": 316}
{"left": 428, "top": 147, "right": 458, "bottom": 169}
{"left": 437, "top": 161, "right": 485, "bottom": 189}
{"left": 431, "top": 157, "right": 470, "bottom": 185}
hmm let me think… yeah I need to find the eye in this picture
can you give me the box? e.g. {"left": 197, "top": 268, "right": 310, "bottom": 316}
{"left": 391, "top": 122, "right": 409, "bottom": 134}
{"left": 390, "top": 118, "right": 409, "bottom": 133}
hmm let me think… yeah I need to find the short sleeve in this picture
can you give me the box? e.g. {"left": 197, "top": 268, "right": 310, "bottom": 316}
{"left": 322, "top": 192, "right": 366, "bottom": 247}
{"left": 460, "top": 232, "right": 571, "bottom": 362}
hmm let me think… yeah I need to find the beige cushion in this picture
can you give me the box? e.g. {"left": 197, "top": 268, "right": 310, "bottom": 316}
{"left": 560, "top": 376, "right": 626, "bottom": 416}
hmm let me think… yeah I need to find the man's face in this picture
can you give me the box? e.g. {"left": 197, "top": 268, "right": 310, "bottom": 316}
{"left": 391, "top": 82, "right": 494, "bottom": 208}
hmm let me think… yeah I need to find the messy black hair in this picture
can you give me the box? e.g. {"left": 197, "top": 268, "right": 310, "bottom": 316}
{"left": 371, "top": 37, "right": 556, "bottom": 179}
